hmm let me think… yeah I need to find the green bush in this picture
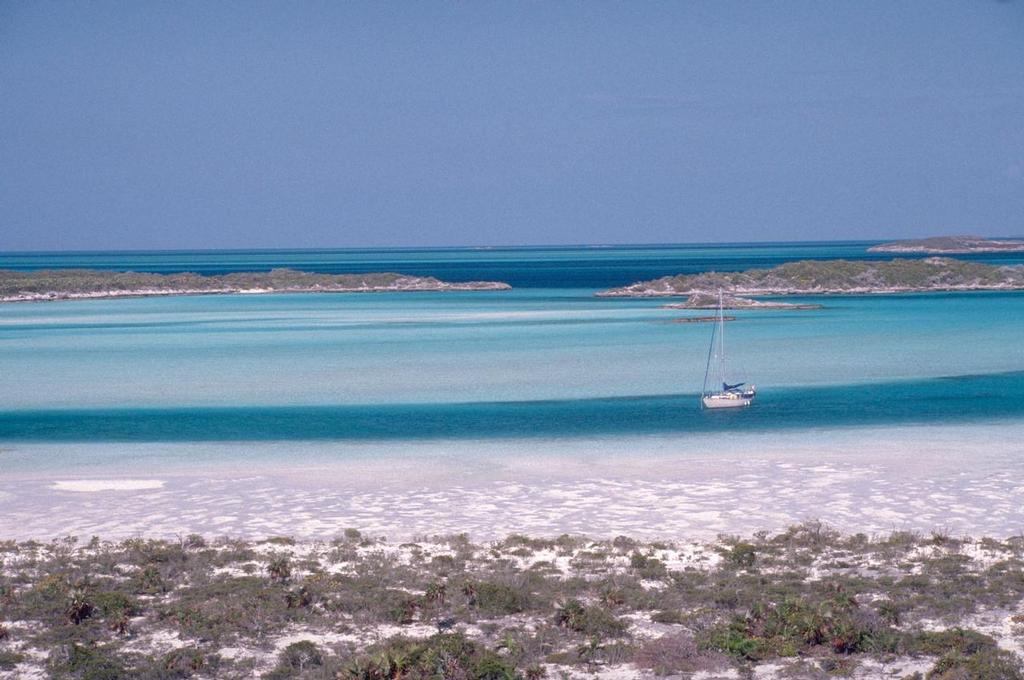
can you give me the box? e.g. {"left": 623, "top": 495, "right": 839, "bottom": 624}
{"left": 629, "top": 553, "right": 668, "bottom": 579}
{"left": 723, "top": 542, "right": 757, "bottom": 569}
{"left": 634, "top": 632, "right": 726, "bottom": 676}
{"left": 131, "top": 566, "right": 167, "bottom": 595}
{"left": 385, "top": 592, "right": 419, "bottom": 625}
{"left": 92, "top": 591, "right": 138, "bottom": 619}
{"left": 467, "top": 581, "right": 529, "bottom": 616}
{"left": 142, "top": 647, "right": 220, "bottom": 679}
{"left": 701, "top": 594, "right": 898, "bottom": 660}
{"left": 264, "top": 640, "right": 323, "bottom": 678}
{"left": 52, "top": 643, "right": 127, "bottom": 680}
{"left": 700, "top": 625, "right": 762, "bottom": 661}
{"left": 912, "top": 628, "right": 997, "bottom": 657}
{"left": 183, "top": 534, "right": 207, "bottom": 550}
{"left": 160, "top": 576, "right": 299, "bottom": 643}
{"left": 554, "top": 599, "right": 626, "bottom": 638}
{"left": 345, "top": 633, "right": 518, "bottom": 680}
{"left": 927, "top": 649, "right": 1024, "bottom": 680}
{"left": 266, "top": 556, "right": 291, "bottom": 584}
{"left": 0, "top": 651, "right": 25, "bottom": 671}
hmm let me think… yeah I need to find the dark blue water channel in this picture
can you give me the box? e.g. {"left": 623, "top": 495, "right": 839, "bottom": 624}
{"left": 5, "top": 242, "right": 1024, "bottom": 288}
{"left": 2, "top": 371, "right": 1021, "bottom": 442}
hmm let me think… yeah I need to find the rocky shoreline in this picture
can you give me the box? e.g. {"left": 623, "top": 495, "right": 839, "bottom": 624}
{"left": 0, "top": 269, "right": 511, "bottom": 303}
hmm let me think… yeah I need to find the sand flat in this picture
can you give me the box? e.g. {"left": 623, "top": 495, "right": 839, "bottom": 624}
{"left": 50, "top": 479, "right": 166, "bottom": 492}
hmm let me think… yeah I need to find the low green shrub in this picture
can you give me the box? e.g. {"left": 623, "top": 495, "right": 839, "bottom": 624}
{"left": 51, "top": 642, "right": 127, "bottom": 680}
{"left": 634, "top": 632, "right": 726, "bottom": 676}
{"left": 553, "top": 599, "right": 626, "bottom": 638}
{"left": 159, "top": 576, "right": 300, "bottom": 643}
{"left": 629, "top": 553, "right": 668, "bottom": 579}
{"left": 143, "top": 647, "right": 220, "bottom": 678}
{"left": 259, "top": 537, "right": 296, "bottom": 546}
{"left": 384, "top": 592, "right": 419, "bottom": 625}
{"left": 264, "top": 640, "right": 323, "bottom": 678}
{"left": 911, "top": 628, "right": 997, "bottom": 657}
{"left": 266, "top": 556, "right": 291, "bottom": 584}
{"left": 466, "top": 580, "right": 530, "bottom": 616}
{"left": 722, "top": 542, "right": 757, "bottom": 569}
{"left": 130, "top": 566, "right": 167, "bottom": 595}
{"left": 700, "top": 593, "right": 898, "bottom": 660}
{"left": 927, "top": 649, "right": 1024, "bottom": 680}
{"left": 345, "top": 633, "right": 517, "bottom": 680}
{"left": 0, "top": 650, "right": 25, "bottom": 671}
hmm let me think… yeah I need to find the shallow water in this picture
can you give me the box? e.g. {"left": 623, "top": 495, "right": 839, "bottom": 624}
{"left": 1, "top": 243, "right": 1023, "bottom": 538}
{"left": 2, "top": 287, "right": 1023, "bottom": 413}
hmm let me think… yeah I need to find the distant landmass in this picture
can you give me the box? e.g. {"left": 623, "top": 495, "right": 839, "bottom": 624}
{"left": 868, "top": 235, "right": 1024, "bottom": 253}
{"left": 0, "top": 269, "right": 511, "bottom": 303}
{"left": 597, "top": 257, "right": 1024, "bottom": 298}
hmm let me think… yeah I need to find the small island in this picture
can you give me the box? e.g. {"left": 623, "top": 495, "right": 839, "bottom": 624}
{"left": 662, "top": 291, "right": 823, "bottom": 310}
{"left": 0, "top": 269, "right": 511, "bottom": 303}
{"left": 868, "top": 235, "right": 1024, "bottom": 253}
{"left": 597, "top": 257, "right": 1024, "bottom": 298}
{"left": 670, "top": 315, "right": 736, "bottom": 323}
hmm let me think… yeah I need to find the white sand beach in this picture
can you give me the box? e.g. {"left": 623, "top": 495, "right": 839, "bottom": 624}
{"left": 2, "top": 422, "right": 1022, "bottom": 541}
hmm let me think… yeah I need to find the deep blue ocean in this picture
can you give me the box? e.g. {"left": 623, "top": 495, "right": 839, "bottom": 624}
{"left": 2, "top": 242, "right": 1024, "bottom": 451}
{"left": 4, "top": 241, "right": 1024, "bottom": 288}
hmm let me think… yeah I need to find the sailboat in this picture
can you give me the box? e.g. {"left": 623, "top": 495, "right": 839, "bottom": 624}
{"left": 701, "top": 290, "right": 756, "bottom": 410}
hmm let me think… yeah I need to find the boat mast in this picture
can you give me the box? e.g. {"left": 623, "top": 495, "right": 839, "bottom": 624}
{"left": 701, "top": 293, "right": 716, "bottom": 406}
{"left": 717, "top": 289, "right": 726, "bottom": 388}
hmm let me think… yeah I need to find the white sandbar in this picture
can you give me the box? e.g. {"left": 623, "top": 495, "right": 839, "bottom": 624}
{"left": 51, "top": 479, "right": 166, "bottom": 492}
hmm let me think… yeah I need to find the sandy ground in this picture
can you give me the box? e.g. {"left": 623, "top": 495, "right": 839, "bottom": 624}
{"left": 2, "top": 424, "right": 1023, "bottom": 541}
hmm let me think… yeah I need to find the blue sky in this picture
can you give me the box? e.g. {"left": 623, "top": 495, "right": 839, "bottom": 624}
{"left": 2, "top": 1, "right": 1022, "bottom": 250}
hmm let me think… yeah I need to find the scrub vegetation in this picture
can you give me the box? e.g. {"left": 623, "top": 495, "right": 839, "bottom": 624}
{"left": 1, "top": 523, "right": 1023, "bottom": 678}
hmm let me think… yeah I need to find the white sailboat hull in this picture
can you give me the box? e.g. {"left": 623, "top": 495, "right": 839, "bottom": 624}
{"left": 702, "top": 393, "right": 753, "bottom": 409}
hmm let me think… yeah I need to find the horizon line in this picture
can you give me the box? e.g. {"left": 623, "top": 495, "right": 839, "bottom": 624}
{"left": 4, "top": 235, "right": 1023, "bottom": 256}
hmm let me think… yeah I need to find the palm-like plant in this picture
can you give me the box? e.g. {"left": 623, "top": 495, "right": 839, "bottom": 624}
{"left": 344, "top": 650, "right": 413, "bottom": 680}
{"left": 63, "top": 589, "right": 94, "bottom": 625}
{"left": 267, "top": 556, "right": 291, "bottom": 584}
{"left": 108, "top": 612, "right": 130, "bottom": 636}
{"left": 425, "top": 582, "right": 447, "bottom": 607}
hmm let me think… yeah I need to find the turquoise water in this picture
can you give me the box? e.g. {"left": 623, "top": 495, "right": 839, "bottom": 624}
{"left": 2, "top": 244, "right": 1024, "bottom": 449}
